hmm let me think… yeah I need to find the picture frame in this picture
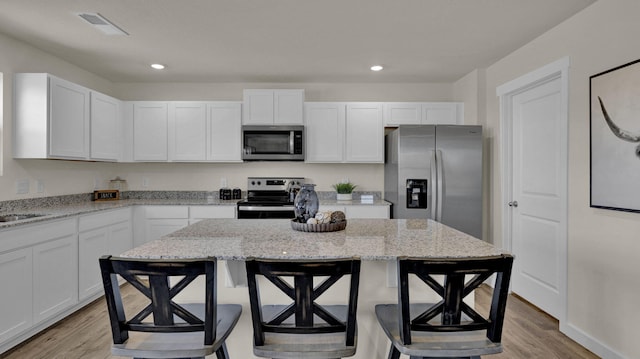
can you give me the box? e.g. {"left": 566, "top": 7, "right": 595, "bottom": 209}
{"left": 590, "top": 58, "right": 640, "bottom": 213}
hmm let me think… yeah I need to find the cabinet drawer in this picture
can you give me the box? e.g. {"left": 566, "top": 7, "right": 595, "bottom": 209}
{"left": 346, "top": 205, "right": 390, "bottom": 219}
{"left": 79, "top": 208, "right": 131, "bottom": 231}
{"left": 0, "top": 218, "right": 76, "bottom": 253}
{"left": 144, "top": 206, "right": 189, "bottom": 219}
{"left": 190, "top": 206, "right": 235, "bottom": 219}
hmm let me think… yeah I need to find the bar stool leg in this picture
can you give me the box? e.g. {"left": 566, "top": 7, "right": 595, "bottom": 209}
{"left": 388, "top": 345, "right": 401, "bottom": 359}
{"left": 215, "top": 342, "right": 229, "bottom": 359}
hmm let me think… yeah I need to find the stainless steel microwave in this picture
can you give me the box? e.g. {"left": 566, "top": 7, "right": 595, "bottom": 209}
{"left": 242, "top": 125, "right": 304, "bottom": 161}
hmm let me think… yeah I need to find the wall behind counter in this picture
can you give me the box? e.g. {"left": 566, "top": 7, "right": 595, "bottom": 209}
{"left": 116, "top": 161, "right": 383, "bottom": 193}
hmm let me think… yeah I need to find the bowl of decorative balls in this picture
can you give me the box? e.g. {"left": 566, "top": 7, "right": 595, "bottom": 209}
{"left": 291, "top": 210, "right": 347, "bottom": 232}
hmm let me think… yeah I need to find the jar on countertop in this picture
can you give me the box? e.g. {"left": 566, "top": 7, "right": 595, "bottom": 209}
{"left": 109, "top": 177, "right": 127, "bottom": 192}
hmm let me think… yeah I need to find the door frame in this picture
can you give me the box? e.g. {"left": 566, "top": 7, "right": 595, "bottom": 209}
{"left": 496, "top": 57, "right": 569, "bottom": 326}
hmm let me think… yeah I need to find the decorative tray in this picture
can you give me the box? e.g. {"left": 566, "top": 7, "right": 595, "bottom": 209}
{"left": 291, "top": 219, "right": 347, "bottom": 232}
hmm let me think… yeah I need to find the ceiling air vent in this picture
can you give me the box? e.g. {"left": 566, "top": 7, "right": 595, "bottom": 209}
{"left": 77, "top": 13, "right": 128, "bottom": 36}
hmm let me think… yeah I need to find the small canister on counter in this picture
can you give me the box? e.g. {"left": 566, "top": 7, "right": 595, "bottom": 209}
{"left": 232, "top": 188, "right": 241, "bottom": 199}
{"left": 219, "top": 188, "right": 232, "bottom": 200}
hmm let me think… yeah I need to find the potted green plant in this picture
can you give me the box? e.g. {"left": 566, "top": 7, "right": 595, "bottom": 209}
{"left": 333, "top": 182, "right": 357, "bottom": 201}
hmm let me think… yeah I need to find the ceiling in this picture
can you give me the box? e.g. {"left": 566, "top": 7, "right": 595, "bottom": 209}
{"left": 0, "top": 0, "right": 596, "bottom": 83}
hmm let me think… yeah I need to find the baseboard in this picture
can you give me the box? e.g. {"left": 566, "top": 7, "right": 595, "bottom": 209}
{"left": 561, "top": 321, "right": 626, "bottom": 359}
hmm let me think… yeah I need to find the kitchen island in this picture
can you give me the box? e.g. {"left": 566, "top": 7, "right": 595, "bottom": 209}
{"left": 119, "top": 218, "right": 503, "bottom": 359}
{"left": 123, "top": 218, "right": 500, "bottom": 260}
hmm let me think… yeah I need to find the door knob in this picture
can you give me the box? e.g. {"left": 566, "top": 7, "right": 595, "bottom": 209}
{"left": 508, "top": 201, "right": 519, "bottom": 207}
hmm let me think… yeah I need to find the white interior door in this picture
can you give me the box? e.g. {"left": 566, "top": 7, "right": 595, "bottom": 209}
{"left": 499, "top": 58, "right": 568, "bottom": 320}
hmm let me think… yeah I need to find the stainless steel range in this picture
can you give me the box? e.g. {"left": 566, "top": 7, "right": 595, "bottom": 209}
{"left": 236, "top": 177, "right": 304, "bottom": 219}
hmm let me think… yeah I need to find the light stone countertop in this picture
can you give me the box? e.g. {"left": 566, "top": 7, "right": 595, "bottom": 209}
{"left": 0, "top": 195, "right": 389, "bottom": 229}
{"left": 120, "top": 218, "right": 502, "bottom": 261}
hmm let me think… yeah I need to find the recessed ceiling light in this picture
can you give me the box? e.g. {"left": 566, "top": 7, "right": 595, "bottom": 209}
{"left": 370, "top": 65, "right": 384, "bottom": 71}
{"left": 151, "top": 64, "right": 165, "bottom": 70}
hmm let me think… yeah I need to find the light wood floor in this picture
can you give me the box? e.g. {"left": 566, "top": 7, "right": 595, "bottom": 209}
{"left": 0, "top": 284, "right": 598, "bottom": 359}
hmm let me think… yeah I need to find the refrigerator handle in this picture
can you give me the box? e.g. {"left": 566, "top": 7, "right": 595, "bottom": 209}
{"left": 430, "top": 150, "right": 437, "bottom": 220}
{"left": 436, "top": 149, "right": 444, "bottom": 222}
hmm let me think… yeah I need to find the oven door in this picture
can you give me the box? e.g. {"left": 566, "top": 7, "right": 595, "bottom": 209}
{"left": 237, "top": 204, "right": 295, "bottom": 219}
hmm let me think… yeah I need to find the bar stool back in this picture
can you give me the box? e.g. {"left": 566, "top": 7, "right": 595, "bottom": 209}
{"left": 245, "top": 258, "right": 361, "bottom": 359}
{"left": 99, "top": 255, "right": 242, "bottom": 359}
{"left": 375, "top": 254, "right": 514, "bottom": 359}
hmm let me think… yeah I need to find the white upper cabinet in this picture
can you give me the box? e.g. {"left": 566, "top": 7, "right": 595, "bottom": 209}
{"left": 14, "top": 73, "right": 90, "bottom": 160}
{"left": 129, "top": 101, "right": 242, "bottom": 162}
{"left": 168, "top": 102, "right": 207, "bottom": 161}
{"left": 305, "top": 102, "right": 383, "bottom": 163}
{"left": 383, "top": 102, "right": 464, "bottom": 126}
{"left": 208, "top": 102, "right": 242, "bottom": 162}
{"left": 49, "top": 76, "right": 90, "bottom": 159}
{"left": 421, "top": 102, "right": 463, "bottom": 125}
{"left": 383, "top": 103, "right": 421, "bottom": 126}
{"left": 345, "top": 103, "right": 384, "bottom": 163}
{"left": 14, "top": 73, "right": 123, "bottom": 161}
{"left": 304, "top": 102, "right": 345, "bottom": 163}
{"left": 90, "top": 92, "right": 122, "bottom": 161}
{"left": 133, "top": 102, "right": 169, "bottom": 161}
{"left": 243, "top": 89, "right": 304, "bottom": 125}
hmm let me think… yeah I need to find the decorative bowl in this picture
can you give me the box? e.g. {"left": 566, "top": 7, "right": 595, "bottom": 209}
{"left": 291, "top": 219, "right": 347, "bottom": 232}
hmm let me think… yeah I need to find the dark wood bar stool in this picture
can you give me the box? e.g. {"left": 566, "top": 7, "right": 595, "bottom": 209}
{"left": 375, "top": 254, "right": 514, "bottom": 359}
{"left": 99, "top": 255, "right": 242, "bottom": 359}
{"left": 245, "top": 257, "right": 361, "bottom": 359}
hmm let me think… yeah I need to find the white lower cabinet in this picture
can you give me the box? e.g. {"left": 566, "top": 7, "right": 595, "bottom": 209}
{"left": 189, "top": 206, "right": 236, "bottom": 224}
{"left": 318, "top": 204, "right": 390, "bottom": 219}
{"left": 141, "top": 205, "right": 238, "bottom": 243}
{"left": 78, "top": 208, "right": 133, "bottom": 301}
{"left": 346, "top": 205, "right": 389, "bottom": 219}
{"left": 33, "top": 235, "right": 78, "bottom": 324}
{"left": 0, "top": 218, "right": 77, "bottom": 351}
{"left": 143, "top": 206, "right": 190, "bottom": 243}
{"left": 0, "top": 248, "right": 33, "bottom": 344}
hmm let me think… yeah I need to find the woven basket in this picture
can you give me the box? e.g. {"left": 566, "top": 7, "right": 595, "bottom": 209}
{"left": 291, "top": 219, "right": 347, "bottom": 232}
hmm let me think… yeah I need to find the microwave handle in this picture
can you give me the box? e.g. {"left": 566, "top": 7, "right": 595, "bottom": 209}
{"left": 290, "top": 131, "right": 294, "bottom": 154}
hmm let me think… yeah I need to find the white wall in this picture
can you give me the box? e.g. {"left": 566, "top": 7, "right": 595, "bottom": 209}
{"left": 453, "top": 69, "right": 493, "bottom": 242}
{"left": 0, "top": 32, "right": 122, "bottom": 200}
{"left": 468, "top": 0, "right": 640, "bottom": 357}
{"left": 114, "top": 82, "right": 453, "bottom": 102}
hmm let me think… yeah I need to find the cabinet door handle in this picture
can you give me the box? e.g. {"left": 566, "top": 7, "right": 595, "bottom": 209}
{"left": 508, "top": 201, "right": 519, "bottom": 208}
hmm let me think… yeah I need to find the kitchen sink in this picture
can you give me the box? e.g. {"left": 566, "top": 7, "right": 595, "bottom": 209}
{"left": 0, "top": 213, "right": 46, "bottom": 222}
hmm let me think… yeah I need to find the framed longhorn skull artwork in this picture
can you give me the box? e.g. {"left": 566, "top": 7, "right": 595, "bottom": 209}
{"left": 590, "top": 58, "right": 640, "bottom": 212}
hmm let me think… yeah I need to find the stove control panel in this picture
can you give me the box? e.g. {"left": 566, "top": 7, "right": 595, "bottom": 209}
{"left": 247, "top": 177, "right": 305, "bottom": 191}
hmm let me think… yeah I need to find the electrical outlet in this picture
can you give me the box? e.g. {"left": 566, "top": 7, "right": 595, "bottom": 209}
{"left": 36, "top": 180, "right": 45, "bottom": 193}
{"left": 16, "top": 179, "right": 29, "bottom": 194}
{"left": 220, "top": 177, "right": 228, "bottom": 188}
{"left": 142, "top": 177, "right": 150, "bottom": 188}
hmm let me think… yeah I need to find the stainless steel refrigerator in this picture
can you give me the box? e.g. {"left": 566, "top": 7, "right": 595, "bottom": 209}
{"left": 384, "top": 125, "right": 483, "bottom": 239}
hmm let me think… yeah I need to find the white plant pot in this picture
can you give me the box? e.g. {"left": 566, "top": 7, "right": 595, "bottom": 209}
{"left": 336, "top": 193, "right": 353, "bottom": 201}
